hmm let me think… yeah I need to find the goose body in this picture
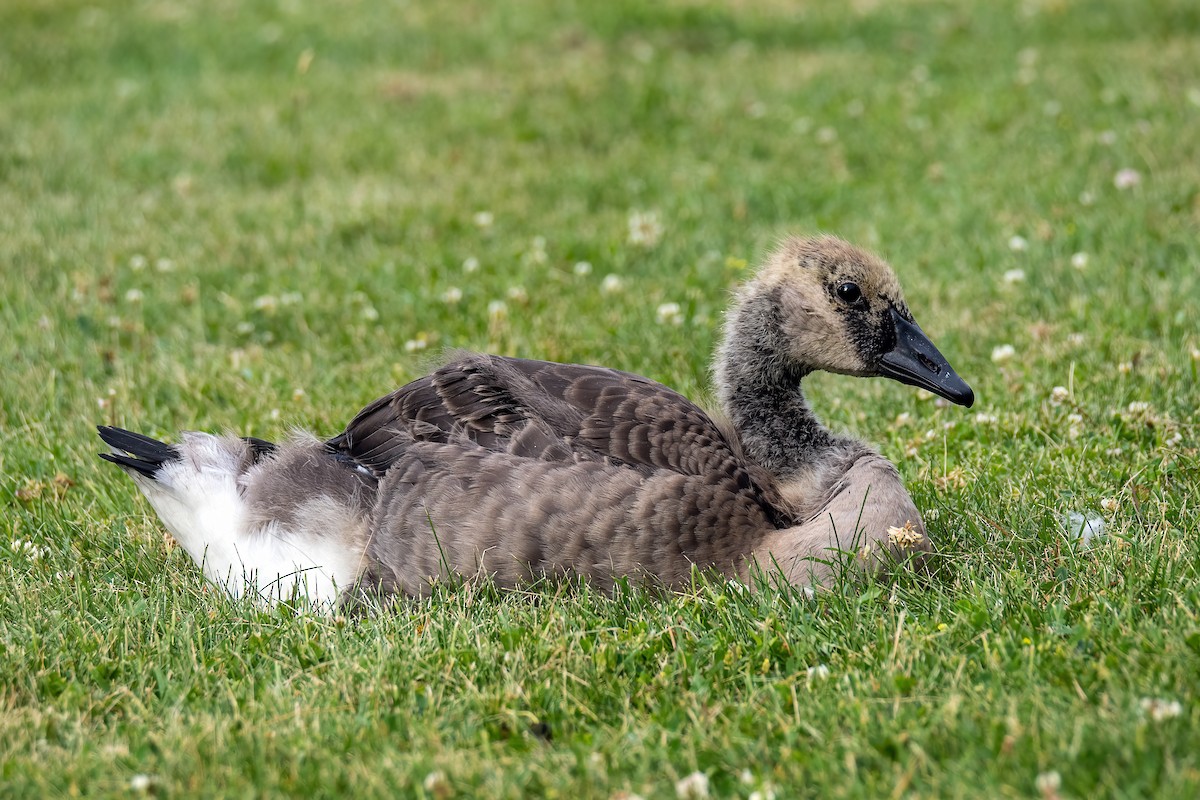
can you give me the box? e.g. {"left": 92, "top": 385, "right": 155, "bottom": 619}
{"left": 98, "top": 236, "right": 973, "bottom": 605}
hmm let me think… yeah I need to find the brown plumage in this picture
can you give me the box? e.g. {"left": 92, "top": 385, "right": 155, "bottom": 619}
{"left": 336, "top": 235, "right": 973, "bottom": 595}
{"left": 98, "top": 235, "right": 974, "bottom": 605}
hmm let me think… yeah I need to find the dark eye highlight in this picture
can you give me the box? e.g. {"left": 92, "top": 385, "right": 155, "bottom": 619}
{"left": 836, "top": 282, "right": 863, "bottom": 305}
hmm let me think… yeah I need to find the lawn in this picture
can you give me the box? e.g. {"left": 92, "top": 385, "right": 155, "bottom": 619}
{"left": 2, "top": 0, "right": 1199, "bottom": 796}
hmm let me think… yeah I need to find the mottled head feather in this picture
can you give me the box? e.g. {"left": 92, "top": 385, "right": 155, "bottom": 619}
{"left": 728, "top": 235, "right": 914, "bottom": 377}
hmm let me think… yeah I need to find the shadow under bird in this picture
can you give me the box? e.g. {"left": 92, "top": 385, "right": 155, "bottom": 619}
{"left": 98, "top": 235, "right": 973, "bottom": 607}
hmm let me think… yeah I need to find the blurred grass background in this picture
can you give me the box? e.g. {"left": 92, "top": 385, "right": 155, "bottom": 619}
{"left": 2, "top": 0, "right": 1198, "bottom": 796}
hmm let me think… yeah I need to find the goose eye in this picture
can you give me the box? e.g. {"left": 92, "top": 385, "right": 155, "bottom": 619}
{"left": 836, "top": 282, "right": 863, "bottom": 305}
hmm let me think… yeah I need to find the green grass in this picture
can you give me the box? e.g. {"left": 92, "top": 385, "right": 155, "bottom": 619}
{"left": 3, "top": 0, "right": 1199, "bottom": 796}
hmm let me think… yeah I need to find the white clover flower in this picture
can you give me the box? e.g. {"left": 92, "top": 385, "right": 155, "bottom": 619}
{"left": 1114, "top": 168, "right": 1142, "bottom": 189}
{"left": 806, "top": 664, "right": 831, "bottom": 680}
{"left": 815, "top": 126, "right": 837, "bottom": 144}
{"left": 269, "top": 408, "right": 281, "bottom": 420}
{"left": 1007, "top": 236, "right": 1029, "bottom": 253}
{"left": 894, "top": 412, "right": 912, "bottom": 427}
{"left": 1140, "top": 698, "right": 1183, "bottom": 722}
{"left": 601, "top": 274, "right": 623, "bottom": 293}
{"left": 1067, "top": 413, "right": 1083, "bottom": 425}
{"left": 573, "top": 261, "right": 592, "bottom": 276}
{"left": 991, "top": 344, "right": 1016, "bottom": 363}
{"left": 423, "top": 770, "right": 449, "bottom": 794}
{"left": 924, "top": 508, "right": 940, "bottom": 522}
{"left": 1165, "top": 431, "right": 1183, "bottom": 447}
{"left": 462, "top": 256, "right": 480, "bottom": 273}
{"left": 506, "top": 286, "right": 528, "bottom": 303}
{"left": 1067, "top": 333, "right": 1085, "bottom": 346}
{"left": 628, "top": 210, "right": 664, "bottom": 248}
{"left": 361, "top": 306, "right": 379, "bottom": 321}
{"left": 1035, "top": 770, "right": 1061, "bottom": 798}
{"left": 1118, "top": 362, "right": 1132, "bottom": 374}
{"left": 1002, "top": 269, "right": 1027, "bottom": 285}
{"left": 129, "top": 255, "right": 147, "bottom": 271}
{"left": 1100, "top": 497, "right": 1119, "bottom": 513}
{"left": 253, "top": 294, "right": 278, "bottom": 311}
{"left": 441, "top": 287, "right": 463, "bottom": 304}
{"left": 974, "top": 413, "right": 999, "bottom": 425}
{"left": 280, "top": 291, "right": 303, "bottom": 305}
{"left": 1127, "top": 401, "right": 1151, "bottom": 415}
{"left": 1070, "top": 252, "right": 1089, "bottom": 269}
{"left": 403, "top": 338, "right": 427, "bottom": 353}
{"left": 1190, "top": 348, "right": 1200, "bottom": 362}
{"left": 675, "top": 771, "right": 709, "bottom": 799}
{"left": 1050, "top": 386, "right": 1070, "bottom": 405}
{"left": 526, "top": 236, "right": 547, "bottom": 265}
{"left": 472, "top": 211, "right": 494, "bottom": 228}
{"left": 124, "top": 289, "right": 144, "bottom": 303}
{"left": 155, "top": 258, "right": 174, "bottom": 272}
{"left": 292, "top": 387, "right": 306, "bottom": 400}
{"left": 129, "top": 774, "right": 154, "bottom": 792}
{"left": 1079, "top": 190, "right": 1096, "bottom": 206}
{"left": 487, "top": 300, "right": 507, "bottom": 320}
{"left": 887, "top": 520, "right": 924, "bottom": 549}
{"left": 12, "top": 539, "right": 50, "bottom": 559}
{"left": 235, "top": 321, "right": 255, "bottom": 334}
{"left": 749, "top": 790, "right": 777, "bottom": 800}
{"left": 1097, "top": 130, "right": 1118, "bottom": 146}
{"left": 656, "top": 302, "right": 684, "bottom": 326}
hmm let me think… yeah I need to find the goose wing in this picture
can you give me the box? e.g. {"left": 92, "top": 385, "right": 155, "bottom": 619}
{"left": 328, "top": 354, "right": 794, "bottom": 523}
{"left": 329, "top": 354, "right": 750, "bottom": 474}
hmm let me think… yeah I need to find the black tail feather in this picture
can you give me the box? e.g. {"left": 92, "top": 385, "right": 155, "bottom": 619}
{"left": 98, "top": 451, "right": 164, "bottom": 478}
{"left": 97, "top": 426, "right": 179, "bottom": 478}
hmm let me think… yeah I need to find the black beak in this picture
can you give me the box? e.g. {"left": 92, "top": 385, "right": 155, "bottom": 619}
{"left": 878, "top": 308, "right": 974, "bottom": 407}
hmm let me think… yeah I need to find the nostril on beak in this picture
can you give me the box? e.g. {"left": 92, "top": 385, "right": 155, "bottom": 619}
{"left": 916, "top": 353, "right": 940, "bottom": 374}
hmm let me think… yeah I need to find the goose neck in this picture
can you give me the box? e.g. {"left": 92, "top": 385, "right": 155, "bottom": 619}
{"left": 714, "top": 303, "right": 837, "bottom": 480}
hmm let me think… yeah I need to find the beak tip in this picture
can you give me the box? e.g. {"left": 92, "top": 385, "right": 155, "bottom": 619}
{"left": 878, "top": 311, "right": 975, "bottom": 409}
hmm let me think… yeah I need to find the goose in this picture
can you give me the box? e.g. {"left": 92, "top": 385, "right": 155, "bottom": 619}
{"left": 97, "top": 235, "right": 973, "bottom": 605}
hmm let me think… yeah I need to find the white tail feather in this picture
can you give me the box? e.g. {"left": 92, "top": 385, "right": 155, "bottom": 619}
{"left": 125, "top": 434, "right": 362, "bottom": 607}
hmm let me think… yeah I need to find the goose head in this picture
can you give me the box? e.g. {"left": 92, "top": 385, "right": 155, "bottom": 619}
{"left": 726, "top": 235, "right": 974, "bottom": 407}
